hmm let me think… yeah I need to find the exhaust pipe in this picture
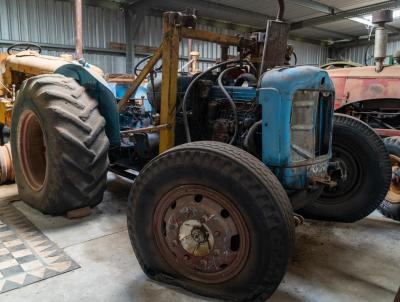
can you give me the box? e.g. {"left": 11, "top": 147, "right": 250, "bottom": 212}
{"left": 372, "top": 10, "right": 393, "bottom": 72}
{"left": 75, "top": 0, "right": 83, "bottom": 60}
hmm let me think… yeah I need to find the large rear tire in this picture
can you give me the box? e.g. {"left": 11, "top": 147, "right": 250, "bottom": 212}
{"left": 378, "top": 137, "right": 400, "bottom": 221}
{"left": 299, "top": 114, "right": 391, "bottom": 222}
{"left": 127, "top": 141, "right": 294, "bottom": 301}
{"left": 11, "top": 74, "right": 109, "bottom": 215}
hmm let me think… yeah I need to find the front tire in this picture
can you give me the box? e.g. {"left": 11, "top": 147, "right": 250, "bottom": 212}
{"left": 127, "top": 141, "right": 294, "bottom": 301}
{"left": 11, "top": 74, "right": 109, "bottom": 215}
{"left": 299, "top": 114, "right": 391, "bottom": 222}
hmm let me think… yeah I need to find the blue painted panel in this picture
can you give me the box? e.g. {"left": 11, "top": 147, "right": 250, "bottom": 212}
{"left": 257, "top": 66, "right": 335, "bottom": 189}
{"left": 209, "top": 86, "right": 257, "bottom": 101}
{"left": 109, "top": 83, "right": 152, "bottom": 112}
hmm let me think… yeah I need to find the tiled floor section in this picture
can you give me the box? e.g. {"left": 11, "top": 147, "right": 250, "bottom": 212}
{"left": 0, "top": 202, "right": 79, "bottom": 293}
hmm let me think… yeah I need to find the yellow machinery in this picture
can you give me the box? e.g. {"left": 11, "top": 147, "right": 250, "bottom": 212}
{"left": 0, "top": 45, "right": 104, "bottom": 128}
{"left": 0, "top": 43, "right": 104, "bottom": 184}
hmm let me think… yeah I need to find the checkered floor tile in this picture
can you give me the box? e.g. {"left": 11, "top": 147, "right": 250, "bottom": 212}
{"left": 0, "top": 203, "right": 79, "bottom": 293}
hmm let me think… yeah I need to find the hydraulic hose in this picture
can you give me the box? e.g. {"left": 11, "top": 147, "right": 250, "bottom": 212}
{"left": 217, "top": 66, "right": 239, "bottom": 145}
{"left": 243, "top": 120, "right": 262, "bottom": 157}
{"left": 293, "top": 51, "right": 298, "bottom": 65}
{"left": 181, "top": 59, "right": 241, "bottom": 142}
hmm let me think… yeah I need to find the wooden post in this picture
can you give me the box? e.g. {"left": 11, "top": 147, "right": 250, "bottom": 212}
{"left": 159, "top": 13, "right": 180, "bottom": 153}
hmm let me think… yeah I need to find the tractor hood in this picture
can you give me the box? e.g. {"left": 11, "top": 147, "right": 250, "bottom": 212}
{"left": 327, "top": 65, "right": 400, "bottom": 79}
{"left": 4, "top": 50, "right": 104, "bottom": 77}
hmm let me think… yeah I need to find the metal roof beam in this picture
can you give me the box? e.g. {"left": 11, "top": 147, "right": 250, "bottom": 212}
{"left": 310, "top": 26, "right": 357, "bottom": 40}
{"left": 128, "top": 0, "right": 275, "bottom": 28}
{"left": 287, "top": 0, "right": 334, "bottom": 14}
{"left": 329, "top": 30, "right": 400, "bottom": 48}
{"left": 291, "top": 0, "right": 400, "bottom": 30}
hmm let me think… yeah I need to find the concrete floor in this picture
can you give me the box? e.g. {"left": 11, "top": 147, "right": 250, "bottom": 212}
{"left": 0, "top": 174, "right": 399, "bottom": 302}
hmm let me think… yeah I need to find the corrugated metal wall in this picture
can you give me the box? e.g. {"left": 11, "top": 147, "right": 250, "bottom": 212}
{"left": 0, "top": 0, "right": 126, "bottom": 73}
{"left": 289, "top": 40, "right": 328, "bottom": 66}
{"left": 0, "top": 0, "right": 327, "bottom": 73}
{"left": 337, "top": 40, "right": 400, "bottom": 65}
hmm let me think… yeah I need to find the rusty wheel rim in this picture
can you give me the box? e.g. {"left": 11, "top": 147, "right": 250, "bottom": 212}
{"left": 386, "top": 154, "right": 400, "bottom": 204}
{"left": 153, "top": 185, "right": 250, "bottom": 284}
{"left": 17, "top": 110, "right": 47, "bottom": 191}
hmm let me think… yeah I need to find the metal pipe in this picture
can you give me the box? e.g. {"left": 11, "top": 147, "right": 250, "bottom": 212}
{"left": 75, "top": 0, "right": 83, "bottom": 59}
{"left": 374, "top": 27, "right": 387, "bottom": 72}
{"left": 372, "top": 10, "right": 393, "bottom": 72}
{"left": 187, "top": 38, "right": 193, "bottom": 73}
{"left": 188, "top": 38, "right": 193, "bottom": 55}
{"left": 276, "top": 0, "right": 285, "bottom": 21}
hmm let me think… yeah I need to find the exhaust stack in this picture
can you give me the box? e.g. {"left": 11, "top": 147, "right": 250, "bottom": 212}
{"left": 372, "top": 10, "right": 393, "bottom": 72}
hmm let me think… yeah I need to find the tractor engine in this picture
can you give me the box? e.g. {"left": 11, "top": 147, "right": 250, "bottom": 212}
{"left": 139, "top": 65, "right": 335, "bottom": 210}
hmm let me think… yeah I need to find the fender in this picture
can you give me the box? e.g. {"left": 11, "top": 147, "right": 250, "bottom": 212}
{"left": 55, "top": 63, "right": 120, "bottom": 147}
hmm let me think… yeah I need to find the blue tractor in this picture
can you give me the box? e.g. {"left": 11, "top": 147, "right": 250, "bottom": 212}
{"left": 8, "top": 3, "right": 390, "bottom": 302}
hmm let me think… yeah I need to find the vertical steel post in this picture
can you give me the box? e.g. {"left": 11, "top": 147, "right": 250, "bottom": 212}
{"left": 188, "top": 38, "right": 193, "bottom": 73}
{"left": 221, "top": 45, "right": 229, "bottom": 62}
{"left": 159, "top": 13, "right": 180, "bottom": 152}
{"left": 125, "top": 7, "right": 134, "bottom": 74}
{"left": 75, "top": 0, "right": 83, "bottom": 59}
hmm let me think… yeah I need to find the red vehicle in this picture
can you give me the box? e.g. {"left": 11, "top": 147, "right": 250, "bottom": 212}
{"left": 327, "top": 65, "right": 400, "bottom": 221}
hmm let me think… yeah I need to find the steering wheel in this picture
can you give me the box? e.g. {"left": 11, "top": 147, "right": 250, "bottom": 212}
{"left": 134, "top": 55, "right": 162, "bottom": 76}
{"left": 7, "top": 43, "right": 42, "bottom": 55}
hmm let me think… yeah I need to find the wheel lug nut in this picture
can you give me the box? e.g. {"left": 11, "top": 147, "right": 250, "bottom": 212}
{"left": 213, "top": 249, "right": 220, "bottom": 256}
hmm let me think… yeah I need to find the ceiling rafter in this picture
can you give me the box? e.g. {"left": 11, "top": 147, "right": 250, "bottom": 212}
{"left": 291, "top": 0, "right": 400, "bottom": 30}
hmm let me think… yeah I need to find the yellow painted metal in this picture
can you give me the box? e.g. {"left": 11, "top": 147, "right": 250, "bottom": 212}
{"left": 159, "top": 14, "right": 180, "bottom": 153}
{"left": 180, "top": 27, "right": 254, "bottom": 48}
{"left": 0, "top": 50, "right": 105, "bottom": 129}
{"left": 3, "top": 51, "right": 104, "bottom": 87}
{"left": 0, "top": 54, "right": 8, "bottom": 96}
{"left": 0, "top": 99, "right": 13, "bottom": 127}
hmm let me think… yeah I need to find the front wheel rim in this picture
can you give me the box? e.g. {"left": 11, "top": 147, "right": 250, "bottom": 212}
{"left": 153, "top": 185, "right": 250, "bottom": 284}
{"left": 322, "top": 146, "right": 362, "bottom": 202}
